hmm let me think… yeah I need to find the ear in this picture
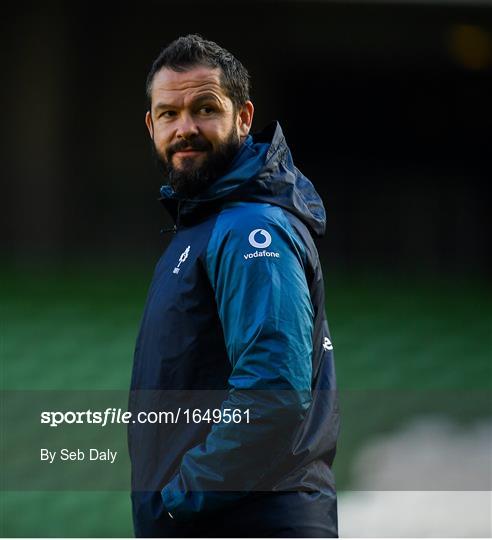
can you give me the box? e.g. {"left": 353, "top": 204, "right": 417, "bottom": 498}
{"left": 237, "top": 100, "right": 254, "bottom": 140}
{"left": 145, "top": 111, "right": 154, "bottom": 139}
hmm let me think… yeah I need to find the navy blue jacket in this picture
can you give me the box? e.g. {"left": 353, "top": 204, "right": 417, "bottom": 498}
{"left": 129, "top": 122, "right": 339, "bottom": 537}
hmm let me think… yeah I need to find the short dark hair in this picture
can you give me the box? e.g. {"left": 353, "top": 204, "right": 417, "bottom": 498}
{"left": 146, "top": 34, "right": 250, "bottom": 111}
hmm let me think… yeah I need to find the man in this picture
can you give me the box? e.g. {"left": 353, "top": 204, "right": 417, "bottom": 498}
{"left": 129, "top": 34, "right": 339, "bottom": 538}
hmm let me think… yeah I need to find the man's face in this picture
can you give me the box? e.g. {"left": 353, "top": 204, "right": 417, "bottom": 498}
{"left": 145, "top": 65, "right": 254, "bottom": 198}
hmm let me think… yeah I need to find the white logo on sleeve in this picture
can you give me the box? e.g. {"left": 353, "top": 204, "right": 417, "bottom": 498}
{"left": 248, "top": 229, "right": 272, "bottom": 249}
{"left": 173, "top": 245, "right": 190, "bottom": 274}
{"left": 323, "top": 337, "right": 333, "bottom": 351}
{"left": 244, "top": 228, "right": 280, "bottom": 260}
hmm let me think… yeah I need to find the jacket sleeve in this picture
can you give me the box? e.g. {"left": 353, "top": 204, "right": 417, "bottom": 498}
{"left": 161, "top": 204, "right": 314, "bottom": 520}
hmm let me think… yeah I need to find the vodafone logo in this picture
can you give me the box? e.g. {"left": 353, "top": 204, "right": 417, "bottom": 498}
{"left": 244, "top": 228, "right": 279, "bottom": 261}
{"left": 248, "top": 229, "right": 272, "bottom": 249}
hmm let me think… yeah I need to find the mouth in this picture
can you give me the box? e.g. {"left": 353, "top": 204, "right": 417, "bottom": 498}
{"left": 173, "top": 149, "right": 205, "bottom": 158}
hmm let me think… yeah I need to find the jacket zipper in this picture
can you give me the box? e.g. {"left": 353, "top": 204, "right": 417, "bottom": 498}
{"left": 160, "top": 200, "right": 182, "bottom": 235}
{"left": 175, "top": 199, "right": 182, "bottom": 232}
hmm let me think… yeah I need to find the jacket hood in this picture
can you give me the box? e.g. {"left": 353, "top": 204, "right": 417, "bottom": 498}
{"left": 160, "top": 122, "right": 326, "bottom": 237}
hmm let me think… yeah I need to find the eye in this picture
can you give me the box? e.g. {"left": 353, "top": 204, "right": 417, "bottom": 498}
{"left": 199, "top": 106, "right": 215, "bottom": 115}
{"left": 159, "top": 110, "right": 176, "bottom": 119}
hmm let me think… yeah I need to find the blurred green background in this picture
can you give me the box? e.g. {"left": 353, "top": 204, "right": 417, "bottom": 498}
{"left": 2, "top": 264, "right": 490, "bottom": 536}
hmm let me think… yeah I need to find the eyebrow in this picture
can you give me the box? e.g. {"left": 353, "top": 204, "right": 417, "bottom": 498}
{"left": 153, "top": 94, "right": 222, "bottom": 112}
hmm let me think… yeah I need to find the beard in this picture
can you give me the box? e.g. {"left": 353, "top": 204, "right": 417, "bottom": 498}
{"left": 152, "top": 127, "right": 241, "bottom": 199}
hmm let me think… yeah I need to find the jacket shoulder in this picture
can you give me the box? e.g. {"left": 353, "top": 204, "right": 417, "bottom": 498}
{"left": 209, "top": 201, "right": 306, "bottom": 252}
{"left": 216, "top": 201, "right": 284, "bottom": 229}
{"left": 204, "top": 202, "right": 311, "bottom": 282}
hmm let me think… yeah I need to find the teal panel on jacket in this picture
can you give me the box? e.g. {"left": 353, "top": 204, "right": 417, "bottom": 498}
{"left": 207, "top": 201, "right": 314, "bottom": 394}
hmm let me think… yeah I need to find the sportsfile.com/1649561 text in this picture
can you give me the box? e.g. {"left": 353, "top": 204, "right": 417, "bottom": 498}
{"left": 40, "top": 407, "right": 251, "bottom": 427}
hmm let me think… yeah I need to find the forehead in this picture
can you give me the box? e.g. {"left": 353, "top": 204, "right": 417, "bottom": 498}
{"left": 150, "top": 66, "right": 228, "bottom": 103}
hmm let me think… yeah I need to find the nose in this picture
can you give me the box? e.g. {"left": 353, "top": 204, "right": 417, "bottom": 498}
{"left": 175, "top": 113, "right": 199, "bottom": 141}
